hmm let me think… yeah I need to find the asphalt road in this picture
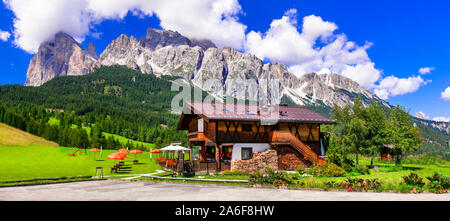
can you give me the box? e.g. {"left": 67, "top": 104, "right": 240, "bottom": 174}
{"left": 0, "top": 180, "right": 448, "bottom": 201}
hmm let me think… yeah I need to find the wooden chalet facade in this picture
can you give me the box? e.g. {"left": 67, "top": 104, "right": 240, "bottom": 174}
{"left": 177, "top": 102, "right": 336, "bottom": 172}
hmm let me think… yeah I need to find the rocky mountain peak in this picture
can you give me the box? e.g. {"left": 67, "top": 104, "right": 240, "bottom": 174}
{"left": 144, "top": 28, "right": 216, "bottom": 50}
{"left": 25, "top": 31, "right": 97, "bottom": 86}
{"left": 86, "top": 42, "right": 98, "bottom": 59}
{"left": 25, "top": 28, "right": 388, "bottom": 111}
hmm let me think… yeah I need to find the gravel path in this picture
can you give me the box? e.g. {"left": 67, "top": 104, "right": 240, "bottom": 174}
{"left": 0, "top": 180, "right": 448, "bottom": 201}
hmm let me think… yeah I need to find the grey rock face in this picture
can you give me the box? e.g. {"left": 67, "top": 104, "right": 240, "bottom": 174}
{"left": 143, "top": 28, "right": 216, "bottom": 51}
{"left": 86, "top": 42, "right": 99, "bottom": 59}
{"left": 414, "top": 118, "right": 450, "bottom": 136}
{"left": 25, "top": 32, "right": 97, "bottom": 86}
{"left": 25, "top": 28, "right": 389, "bottom": 110}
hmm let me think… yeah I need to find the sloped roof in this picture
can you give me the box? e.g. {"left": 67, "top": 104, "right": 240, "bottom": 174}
{"left": 178, "top": 102, "right": 335, "bottom": 130}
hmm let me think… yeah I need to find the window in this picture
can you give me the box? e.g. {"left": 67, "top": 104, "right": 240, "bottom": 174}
{"left": 241, "top": 123, "right": 252, "bottom": 132}
{"left": 241, "top": 147, "right": 253, "bottom": 160}
{"left": 197, "top": 118, "right": 204, "bottom": 132}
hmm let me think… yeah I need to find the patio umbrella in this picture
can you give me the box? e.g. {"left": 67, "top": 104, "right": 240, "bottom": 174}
{"left": 160, "top": 145, "right": 190, "bottom": 151}
{"left": 90, "top": 148, "right": 100, "bottom": 160}
{"left": 161, "top": 145, "right": 189, "bottom": 161}
{"left": 129, "top": 149, "right": 143, "bottom": 160}
{"left": 118, "top": 151, "right": 128, "bottom": 159}
{"left": 118, "top": 148, "right": 128, "bottom": 154}
{"left": 107, "top": 152, "right": 124, "bottom": 160}
{"left": 150, "top": 149, "right": 161, "bottom": 159}
{"left": 118, "top": 148, "right": 129, "bottom": 158}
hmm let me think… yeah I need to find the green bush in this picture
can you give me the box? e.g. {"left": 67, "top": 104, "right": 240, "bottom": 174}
{"left": 295, "top": 165, "right": 306, "bottom": 174}
{"left": 249, "top": 167, "right": 294, "bottom": 187}
{"left": 402, "top": 173, "right": 425, "bottom": 188}
{"left": 426, "top": 172, "right": 450, "bottom": 194}
{"left": 352, "top": 166, "right": 370, "bottom": 175}
{"left": 305, "top": 166, "right": 317, "bottom": 176}
{"left": 337, "top": 177, "right": 383, "bottom": 192}
{"left": 324, "top": 181, "right": 338, "bottom": 190}
{"left": 320, "top": 163, "right": 345, "bottom": 177}
{"left": 304, "top": 163, "right": 345, "bottom": 177}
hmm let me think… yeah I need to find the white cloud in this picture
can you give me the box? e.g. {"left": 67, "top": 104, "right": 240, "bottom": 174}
{"left": 1, "top": 1, "right": 433, "bottom": 100}
{"left": 4, "top": 0, "right": 91, "bottom": 53}
{"left": 4, "top": 0, "right": 246, "bottom": 53}
{"left": 244, "top": 9, "right": 381, "bottom": 90}
{"left": 415, "top": 111, "right": 429, "bottom": 120}
{"left": 432, "top": 116, "right": 450, "bottom": 122}
{"left": 441, "top": 87, "right": 450, "bottom": 101}
{"left": 418, "top": 67, "right": 435, "bottom": 75}
{"left": 374, "top": 75, "right": 431, "bottom": 100}
{"left": 0, "top": 30, "right": 11, "bottom": 42}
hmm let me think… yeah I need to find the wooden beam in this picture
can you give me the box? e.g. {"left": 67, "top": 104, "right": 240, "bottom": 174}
{"left": 224, "top": 121, "right": 233, "bottom": 142}
{"left": 307, "top": 123, "right": 314, "bottom": 142}
{"left": 215, "top": 144, "right": 220, "bottom": 172}
{"left": 232, "top": 121, "right": 240, "bottom": 140}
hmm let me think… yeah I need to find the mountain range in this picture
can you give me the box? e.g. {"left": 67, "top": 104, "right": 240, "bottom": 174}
{"left": 24, "top": 28, "right": 450, "bottom": 137}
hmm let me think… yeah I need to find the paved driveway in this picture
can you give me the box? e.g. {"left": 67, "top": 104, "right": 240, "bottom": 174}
{"left": 0, "top": 180, "right": 448, "bottom": 201}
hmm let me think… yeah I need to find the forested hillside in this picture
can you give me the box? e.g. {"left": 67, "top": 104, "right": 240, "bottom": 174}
{"left": 0, "top": 65, "right": 187, "bottom": 149}
{"left": 282, "top": 93, "right": 450, "bottom": 157}
{"left": 0, "top": 65, "right": 448, "bottom": 156}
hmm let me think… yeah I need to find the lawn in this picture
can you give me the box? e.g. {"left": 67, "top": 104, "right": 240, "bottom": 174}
{"left": 147, "top": 157, "right": 450, "bottom": 192}
{"left": 0, "top": 145, "right": 162, "bottom": 181}
{"left": 284, "top": 157, "right": 450, "bottom": 191}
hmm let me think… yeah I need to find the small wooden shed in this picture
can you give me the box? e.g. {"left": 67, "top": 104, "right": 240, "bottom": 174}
{"left": 380, "top": 144, "right": 401, "bottom": 161}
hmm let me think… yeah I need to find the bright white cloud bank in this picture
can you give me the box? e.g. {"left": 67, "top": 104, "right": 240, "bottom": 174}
{"left": 441, "top": 87, "right": 450, "bottom": 101}
{"left": 0, "top": 30, "right": 11, "bottom": 41}
{"left": 3, "top": 0, "right": 246, "bottom": 53}
{"left": 4, "top": 0, "right": 430, "bottom": 100}
{"left": 373, "top": 75, "right": 431, "bottom": 100}
{"left": 245, "top": 9, "right": 380, "bottom": 90}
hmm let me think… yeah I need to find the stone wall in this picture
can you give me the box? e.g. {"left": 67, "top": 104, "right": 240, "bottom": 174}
{"left": 231, "top": 149, "right": 278, "bottom": 173}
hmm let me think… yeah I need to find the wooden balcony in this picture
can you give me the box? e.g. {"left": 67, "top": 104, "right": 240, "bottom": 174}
{"left": 188, "top": 132, "right": 206, "bottom": 140}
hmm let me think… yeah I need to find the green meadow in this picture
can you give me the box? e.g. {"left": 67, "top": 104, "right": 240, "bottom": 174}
{"left": 292, "top": 158, "right": 450, "bottom": 191}
{"left": 0, "top": 145, "right": 162, "bottom": 181}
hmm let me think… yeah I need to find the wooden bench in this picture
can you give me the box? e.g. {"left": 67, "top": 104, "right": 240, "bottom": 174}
{"left": 111, "top": 166, "right": 118, "bottom": 173}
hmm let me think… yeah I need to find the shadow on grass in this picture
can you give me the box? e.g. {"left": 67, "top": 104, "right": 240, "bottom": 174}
{"left": 134, "top": 163, "right": 147, "bottom": 165}
{"left": 116, "top": 170, "right": 132, "bottom": 174}
{"left": 401, "top": 166, "right": 422, "bottom": 171}
{"left": 376, "top": 165, "right": 423, "bottom": 172}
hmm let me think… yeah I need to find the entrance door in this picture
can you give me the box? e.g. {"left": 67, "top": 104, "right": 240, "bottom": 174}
{"left": 220, "top": 145, "right": 233, "bottom": 171}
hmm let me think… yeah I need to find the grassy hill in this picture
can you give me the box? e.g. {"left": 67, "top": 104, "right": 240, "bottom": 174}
{"left": 0, "top": 123, "right": 58, "bottom": 147}
{"left": 0, "top": 65, "right": 188, "bottom": 149}
{"left": 0, "top": 145, "right": 160, "bottom": 181}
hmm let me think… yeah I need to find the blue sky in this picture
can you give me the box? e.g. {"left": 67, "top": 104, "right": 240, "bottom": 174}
{"left": 0, "top": 0, "right": 449, "bottom": 121}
